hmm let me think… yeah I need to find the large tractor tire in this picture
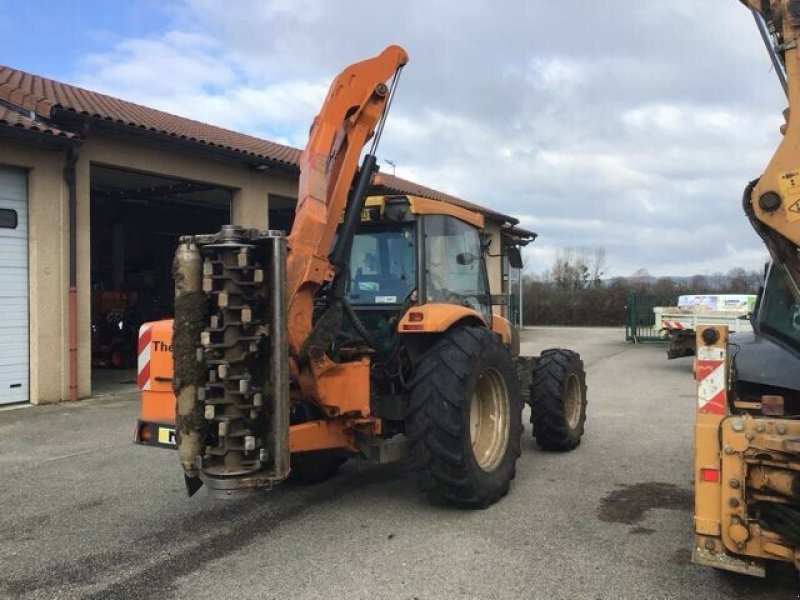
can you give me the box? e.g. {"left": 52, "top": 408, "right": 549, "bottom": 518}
{"left": 407, "top": 326, "right": 522, "bottom": 508}
{"left": 530, "top": 348, "right": 587, "bottom": 451}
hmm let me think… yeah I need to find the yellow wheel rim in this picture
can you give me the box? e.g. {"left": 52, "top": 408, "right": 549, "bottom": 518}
{"left": 564, "top": 374, "right": 582, "bottom": 430}
{"left": 469, "top": 368, "right": 510, "bottom": 472}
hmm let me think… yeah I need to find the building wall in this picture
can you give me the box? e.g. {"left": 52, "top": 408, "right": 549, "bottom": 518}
{"left": 2, "top": 133, "right": 298, "bottom": 404}
{"left": 0, "top": 141, "right": 70, "bottom": 405}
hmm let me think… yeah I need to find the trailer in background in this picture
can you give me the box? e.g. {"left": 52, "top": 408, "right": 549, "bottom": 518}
{"left": 654, "top": 294, "right": 756, "bottom": 358}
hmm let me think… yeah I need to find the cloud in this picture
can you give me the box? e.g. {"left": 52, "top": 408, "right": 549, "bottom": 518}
{"left": 71, "top": 0, "right": 786, "bottom": 277}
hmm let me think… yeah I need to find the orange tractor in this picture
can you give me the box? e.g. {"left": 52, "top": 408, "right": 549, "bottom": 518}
{"left": 134, "top": 46, "right": 588, "bottom": 507}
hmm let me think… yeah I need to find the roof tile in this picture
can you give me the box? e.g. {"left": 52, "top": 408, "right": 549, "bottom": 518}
{"left": 0, "top": 104, "right": 75, "bottom": 139}
{"left": 0, "top": 64, "right": 300, "bottom": 166}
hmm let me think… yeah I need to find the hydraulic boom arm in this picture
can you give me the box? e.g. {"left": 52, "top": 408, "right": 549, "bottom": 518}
{"left": 284, "top": 46, "right": 408, "bottom": 365}
{"left": 740, "top": 1, "right": 800, "bottom": 306}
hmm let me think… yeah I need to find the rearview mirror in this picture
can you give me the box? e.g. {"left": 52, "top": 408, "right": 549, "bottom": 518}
{"left": 507, "top": 247, "right": 523, "bottom": 269}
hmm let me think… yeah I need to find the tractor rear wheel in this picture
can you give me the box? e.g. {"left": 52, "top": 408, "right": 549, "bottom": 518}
{"left": 530, "top": 348, "right": 587, "bottom": 451}
{"left": 407, "top": 326, "right": 522, "bottom": 508}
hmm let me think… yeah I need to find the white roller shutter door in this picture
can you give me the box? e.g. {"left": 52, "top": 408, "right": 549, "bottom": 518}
{"left": 0, "top": 166, "right": 28, "bottom": 404}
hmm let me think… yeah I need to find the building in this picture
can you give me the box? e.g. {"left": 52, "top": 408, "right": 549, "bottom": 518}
{"left": 0, "top": 65, "right": 533, "bottom": 405}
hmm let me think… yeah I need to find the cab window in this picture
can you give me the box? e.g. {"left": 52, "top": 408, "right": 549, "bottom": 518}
{"left": 348, "top": 225, "right": 416, "bottom": 305}
{"left": 423, "top": 215, "right": 491, "bottom": 323}
{"left": 757, "top": 264, "right": 800, "bottom": 353}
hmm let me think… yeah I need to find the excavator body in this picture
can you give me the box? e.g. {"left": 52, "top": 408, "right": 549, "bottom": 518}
{"left": 691, "top": 0, "right": 800, "bottom": 576}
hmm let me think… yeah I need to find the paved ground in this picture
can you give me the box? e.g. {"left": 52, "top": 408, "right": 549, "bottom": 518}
{"left": 1, "top": 327, "right": 798, "bottom": 599}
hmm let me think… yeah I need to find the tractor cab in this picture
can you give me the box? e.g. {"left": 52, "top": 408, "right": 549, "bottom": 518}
{"left": 335, "top": 195, "right": 501, "bottom": 360}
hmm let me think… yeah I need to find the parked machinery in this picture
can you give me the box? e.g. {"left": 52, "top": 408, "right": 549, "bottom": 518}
{"left": 134, "top": 46, "right": 588, "bottom": 507}
{"left": 691, "top": 1, "right": 800, "bottom": 576}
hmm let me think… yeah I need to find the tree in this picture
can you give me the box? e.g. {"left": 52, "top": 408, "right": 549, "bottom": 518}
{"left": 588, "top": 247, "right": 607, "bottom": 287}
{"left": 689, "top": 274, "right": 708, "bottom": 292}
{"left": 551, "top": 248, "right": 589, "bottom": 291}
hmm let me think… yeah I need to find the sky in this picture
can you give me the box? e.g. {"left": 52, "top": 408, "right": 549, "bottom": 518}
{"left": 1, "top": 0, "right": 786, "bottom": 277}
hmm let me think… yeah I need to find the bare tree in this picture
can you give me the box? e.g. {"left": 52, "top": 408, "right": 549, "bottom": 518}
{"left": 552, "top": 247, "right": 589, "bottom": 290}
{"left": 588, "top": 247, "right": 607, "bottom": 287}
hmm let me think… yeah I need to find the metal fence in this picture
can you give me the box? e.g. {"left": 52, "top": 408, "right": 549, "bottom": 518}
{"left": 625, "top": 293, "right": 677, "bottom": 342}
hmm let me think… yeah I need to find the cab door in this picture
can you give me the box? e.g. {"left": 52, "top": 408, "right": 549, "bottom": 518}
{"left": 422, "top": 214, "right": 492, "bottom": 325}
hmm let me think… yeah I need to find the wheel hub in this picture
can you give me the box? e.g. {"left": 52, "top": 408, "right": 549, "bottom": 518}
{"left": 469, "top": 368, "right": 510, "bottom": 472}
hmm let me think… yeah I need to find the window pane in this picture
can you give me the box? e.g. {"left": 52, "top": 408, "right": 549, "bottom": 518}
{"left": 757, "top": 264, "right": 800, "bottom": 352}
{"left": 348, "top": 225, "right": 416, "bottom": 305}
{"left": 424, "top": 215, "right": 490, "bottom": 321}
{"left": 0, "top": 209, "right": 17, "bottom": 229}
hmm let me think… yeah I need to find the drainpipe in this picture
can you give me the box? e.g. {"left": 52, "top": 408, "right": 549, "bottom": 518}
{"left": 63, "top": 146, "right": 79, "bottom": 402}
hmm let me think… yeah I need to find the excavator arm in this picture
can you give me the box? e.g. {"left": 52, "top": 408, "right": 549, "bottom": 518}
{"left": 739, "top": 1, "right": 800, "bottom": 306}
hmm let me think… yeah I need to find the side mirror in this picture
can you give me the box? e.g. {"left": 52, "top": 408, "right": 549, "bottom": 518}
{"left": 507, "top": 247, "right": 523, "bottom": 269}
{"left": 456, "top": 252, "right": 478, "bottom": 266}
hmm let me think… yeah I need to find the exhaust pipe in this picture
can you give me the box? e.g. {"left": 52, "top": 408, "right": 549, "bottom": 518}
{"left": 173, "top": 226, "right": 290, "bottom": 499}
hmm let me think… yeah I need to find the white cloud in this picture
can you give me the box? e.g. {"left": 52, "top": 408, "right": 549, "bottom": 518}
{"left": 67, "top": 0, "right": 786, "bottom": 277}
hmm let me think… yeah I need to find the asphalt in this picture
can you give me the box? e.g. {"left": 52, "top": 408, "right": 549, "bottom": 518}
{"left": 1, "top": 327, "right": 798, "bottom": 599}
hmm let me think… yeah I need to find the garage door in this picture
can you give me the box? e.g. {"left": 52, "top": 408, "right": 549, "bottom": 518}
{"left": 0, "top": 166, "right": 28, "bottom": 404}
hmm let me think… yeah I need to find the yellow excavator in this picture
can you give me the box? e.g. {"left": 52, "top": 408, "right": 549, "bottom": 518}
{"left": 691, "top": 0, "right": 800, "bottom": 577}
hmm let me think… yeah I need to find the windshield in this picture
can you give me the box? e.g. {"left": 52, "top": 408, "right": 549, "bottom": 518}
{"left": 756, "top": 263, "right": 800, "bottom": 353}
{"left": 347, "top": 225, "right": 416, "bottom": 305}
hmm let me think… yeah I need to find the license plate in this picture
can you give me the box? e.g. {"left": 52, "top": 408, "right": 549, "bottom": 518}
{"left": 158, "top": 427, "right": 176, "bottom": 446}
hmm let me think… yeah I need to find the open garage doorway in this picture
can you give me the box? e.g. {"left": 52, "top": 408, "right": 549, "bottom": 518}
{"left": 90, "top": 165, "right": 232, "bottom": 395}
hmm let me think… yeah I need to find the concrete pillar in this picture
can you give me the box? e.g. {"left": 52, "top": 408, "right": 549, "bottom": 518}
{"left": 29, "top": 153, "right": 70, "bottom": 403}
{"left": 231, "top": 179, "right": 269, "bottom": 229}
{"left": 75, "top": 154, "right": 92, "bottom": 398}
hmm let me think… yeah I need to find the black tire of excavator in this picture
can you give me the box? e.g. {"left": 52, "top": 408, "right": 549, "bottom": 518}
{"left": 530, "top": 348, "right": 587, "bottom": 451}
{"left": 406, "top": 326, "right": 522, "bottom": 509}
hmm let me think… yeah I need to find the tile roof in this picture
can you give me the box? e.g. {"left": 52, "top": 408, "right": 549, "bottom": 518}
{"left": 0, "top": 65, "right": 527, "bottom": 227}
{"left": 0, "top": 65, "right": 299, "bottom": 165}
{"left": 0, "top": 103, "right": 75, "bottom": 139}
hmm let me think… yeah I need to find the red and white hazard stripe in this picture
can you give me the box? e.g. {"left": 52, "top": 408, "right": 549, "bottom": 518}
{"left": 137, "top": 324, "right": 153, "bottom": 391}
{"left": 661, "top": 320, "right": 685, "bottom": 330}
{"left": 695, "top": 345, "right": 726, "bottom": 415}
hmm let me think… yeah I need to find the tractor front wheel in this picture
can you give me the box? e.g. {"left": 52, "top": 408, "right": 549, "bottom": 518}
{"left": 407, "top": 326, "right": 522, "bottom": 508}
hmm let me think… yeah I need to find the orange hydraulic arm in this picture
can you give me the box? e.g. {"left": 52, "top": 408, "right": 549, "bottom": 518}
{"left": 739, "top": 1, "right": 800, "bottom": 299}
{"left": 284, "top": 45, "right": 408, "bottom": 373}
